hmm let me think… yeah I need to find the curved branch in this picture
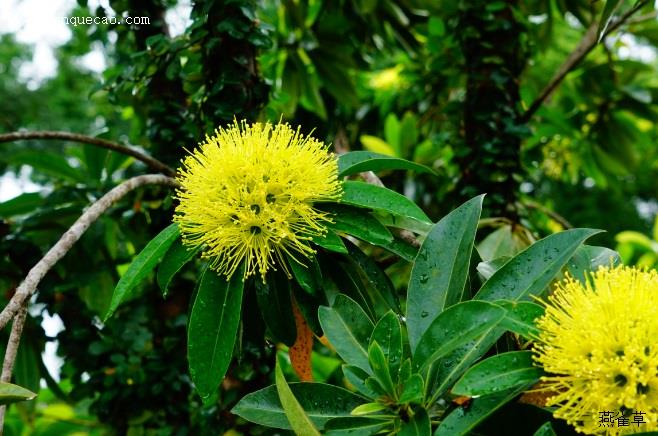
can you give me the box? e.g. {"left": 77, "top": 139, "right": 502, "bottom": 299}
{"left": 0, "top": 131, "right": 176, "bottom": 177}
{"left": 0, "top": 304, "right": 28, "bottom": 429}
{"left": 521, "top": 1, "right": 649, "bottom": 123}
{"left": 0, "top": 174, "right": 179, "bottom": 331}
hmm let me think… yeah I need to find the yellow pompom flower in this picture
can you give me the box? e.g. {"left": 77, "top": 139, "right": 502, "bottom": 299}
{"left": 174, "top": 120, "right": 341, "bottom": 280}
{"left": 534, "top": 266, "right": 658, "bottom": 435}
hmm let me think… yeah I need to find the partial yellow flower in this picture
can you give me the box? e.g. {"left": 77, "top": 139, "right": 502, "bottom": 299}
{"left": 174, "top": 120, "right": 341, "bottom": 280}
{"left": 534, "top": 266, "right": 658, "bottom": 435}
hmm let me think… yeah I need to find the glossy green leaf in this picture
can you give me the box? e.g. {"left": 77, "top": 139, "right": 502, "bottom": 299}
{"left": 566, "top": 245, "right": 621, "bottom": 284}
{"left": 188, "top": 265, "right": 244, "bottom": 399}
{"left": 597, "top": 0, "right": 622, "bottom": 42}
{"left": 368, "top": 341, "right": 396, "bottom": 397}
{"left": 412, "top": 301, "right": 506, "bottom": 373}
{"left": 350, "top": 402, "right": 388, "bottom": 415}
{"left": 533, "top": 422, "right": 557, "bottom": 436}
{"left": 0, "top": 382, "right": 37, "bottom": 406}
{"left": 157, "top": 238, "right": 200, "bottom": 297}
{"left": 434, "top": 384, "right": 534, "bottom": 436}
{"left": 275, "top": 358, "right": 320, "bottom": 435}
{"left": 289, "top": 254, "right": 322, "bottom": 296}
{"left": 322, "top": 204, "right": 394, "bottom": 246}
{"left": 338, "top": 151, "right": 436, "bottom": 178}
{"left": 312, "top": 229, "right": 348, "bottom": 254}
{"left": 343, "top": 365, "right": 378, "bottom": 398}
{"left": 399, "top": 407, "right": 430, "bottom": 436}
{"left": 370, "top": 311, "right": 402, "bottom": 376}
{"left": 497, "top": 300, "right": 544, "bottom": 339}
{"left": 104, "top": 223, "right": 180, "bottom": 320}
{"left": 407, "top": 195, "right": 484, "bottom": 352}
{"left": 0, "top": 192, "right": 43, "bottom": 217}
{"left": 324, "top": 417, "right": 388, "bottom": 435}
{"left": 345, "top": 240, "right": 401, "bottom": 314}
{"left": 398, "top": 374, "right": 424, "bottom": 404}
{"left": 255, "top": 270, "right": 297, "bottom": 346}
{"left": 232, "top": 383, "right": 366, "bottom": 430}
{"left": 475, "top": 229, "right": 602, "bottom": 302}
{"left": 452, "top": 351, "right": 543, "bottom": 397}
{"left": 373, "top": 211, "right": 433, "bottom": 236}
{"left": 341, "top": 181, "right": 431, "bottom": 223}
{"left": 319, "top": 295, "right": 375, "bottom": 374}
{"left": 322, "top": 256, "right": 376, "bottom": 320}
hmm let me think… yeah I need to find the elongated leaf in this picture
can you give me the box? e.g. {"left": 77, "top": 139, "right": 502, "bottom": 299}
{"left": 188, "top": 265, "right": 244, "bottom": 399}
{"left": 319, "top": 295, "right": 375, "bottom": 374}
{"left": 434, "top": 384, "right": 534, "bottom": 436}
{"left": 566, "top": 245, "right": 621, "bottom": 284}
{"left": 312, "top": 229, "right": 348, "bottom": 253}
{"left": 322, "top": 204, "right": 393, "bottom": 246}
{"left": 345, "top": 240, "right": 401, "bottom": 314}
{"left": 157, "top": 238, "right": 200, "bottom": 297}
{"left": 533, "top": 422, "right": 557, "bottom": 436}
{"left": 370, "top": 311, "right": 402, "bottom": 376}
{"left": 232, "top": 383, "right": 366, "bottom": 430}
{"left": 400, "top": 407, "right": 431, "bottom": 436}
{"left": 338, "top": 151, "right": 436, "bottom": 177}
{"left": 275, "top": 359, "right": 320, "bottom": 435}
{"left": 452, "top": 351, "right": 543, "bottom": 397}
{"left": 289, "top": 255, "right": 322, "bottom": 296}
{"left": 373, "top": 211, "right": 433, "bottom": 235}
{"left": 256, "top": 270, "right": 297, "bottom": 346}
{"left": 322, "top": 256, "right": 376, "bottom": 320}
{"left": 343, "top": 365, "right": 378, "bottom": 398}
{"left": 475, "top": 229, "right": 602, "bottom": 302}
{"left": 597, "top": 0, "right": 622, "bottom": 42}
{"left": 0, "top": 192, "right": 43, "bottom": 218}
{"left": 497, "top": 300, "right": 544, "bottom": 339}
{"left": 0, "top": 382, "right": 37, "bottom": 405}
{"left": 325, "top": 417, "right": 388, "bottom": 435}
{"left": 104, "top": 223, "right": 180, "bottom": 320}
{"left": 341, "top": 181, "right": 430, "bottom": 223}
{"left": 368, "top": 341, "right": 396, "bottom": 397}
{"left": 412, "top": 301, "right": 506, "bottom": 373}
{"left": 407, "top": 195, "right": 484, "bottom": 351}
{"left": 399, "top": 374, "right": 424, "bottom": 404}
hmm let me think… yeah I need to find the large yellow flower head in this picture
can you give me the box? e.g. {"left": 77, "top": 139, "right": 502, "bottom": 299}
{"left": 174, "top": 120, "right": 341, "bottom": 280}
{"left": 534, "top": 266, "right": 658, "bottom": 435}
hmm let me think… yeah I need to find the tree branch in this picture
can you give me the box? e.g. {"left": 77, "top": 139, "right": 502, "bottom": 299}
{"left": 0, "top": 175, "right": 179, "bottom": 331}
{"left": 0, "top": 131, "right": 176, "bottom": 177}
{"left": 521, "top": 1, "right": 649, "bottom": 122}
{"left": 0, "top": 304, "right": 28, "bottom": 430}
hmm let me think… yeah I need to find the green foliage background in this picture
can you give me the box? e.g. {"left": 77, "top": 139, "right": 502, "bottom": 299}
{"left": 1, "top": 0, "right": 658, "bottom": 434}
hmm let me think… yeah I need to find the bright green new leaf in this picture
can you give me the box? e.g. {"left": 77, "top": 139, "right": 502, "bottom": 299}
{"left": 275, "top": 358, "right": 321, "bottom": 435}
{"left": 337, "top": 151, "right": 436, "bottom": 178}
{"left": 341, "top": 181, "right": 431, "bottom": 223}
{"left": 0, "top": 382, "right": 37, "bottom": 406}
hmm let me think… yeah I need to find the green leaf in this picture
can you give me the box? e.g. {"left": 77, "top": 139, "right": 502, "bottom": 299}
{"left": 407, "top": 195, "right": 484, "bottom": 351}
{"left": 566, "top": 245, "right": 621, "bottom": 284}
{"left": 399, "top": 407, "right": 431, "bottom": 436}
{"left": 322, "top": 204, "right": 394, "bottom": 246}
{"left": 322, "top": 256, "right": 376, "bottom": 320}
{"left": 104, "top": 223, "right": 180, "bottom": 320}
{"left": 350, "top": 402, "right": 388, "bottom": 415}
{"left": 337, "top": 151, "right": 436, "bottom": 178}
{"left": 2, "top": 150, "right": 86, "bottom": 183}
{"left": 533, "top": 422, "right": 557, "bottom": 436}
{"left": 412, "top": 301, "right": 506, "bottom": 373}
{"left": 0, "top": 382, "right": 37, "bottom": 406}
{"left": 312, "top": 229, "right": 348, "bottom": 254}
{"left": 0, "top": 192, "right": 43, "bottom": 217}
{"left": 324, "top": 417, "right": 388, "bottom": 435}
{"left": 157, "top": 238, "right": 200, "bottom": 297}
{"left": 452, "top": 351, "right": 543, "bottom": 397}
{"left": 341, "top": 181, "right": 431, "bottom": 223}
{"left": 188, "top": 265, "right": 244, "bottom": 399}
{"left": 319, "top": 295, "right": 375, "bottom": 374}
{"left": 345, "top": 241, "right": 401, "bottom": 315}
{"left": 398, "top": 374, "right": 424, "bottom": 404}
{"left": 232, "top": 383, "right": 366, "bottom": 430}
{"left": 597, "top": 0, "right": 622, "bottom": 42}
{"left": 474, "top": 229, "right": 603, "bottom": 302}
{"left": 368, "top": 341, "right": 397, "bottom": 397}
{"left": 496, "top": 300, "right": 544, "bottom": 339}
{"left": 275, "top": 358, "right": 321, "bottom": 435}
{"left": 256, "top": 270, "right": 297, "bottom": 346}
{"left": 343, "top": 365, "right": 378, "bottom": 398}
{"left": 434, "top": 385, "right": 533, "bottom": 435}
{"left": 289, "top": 255, "right": 322, "bottom": 296}
{"left": 370, "top": 311, "right": 403, "bottom": 377}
